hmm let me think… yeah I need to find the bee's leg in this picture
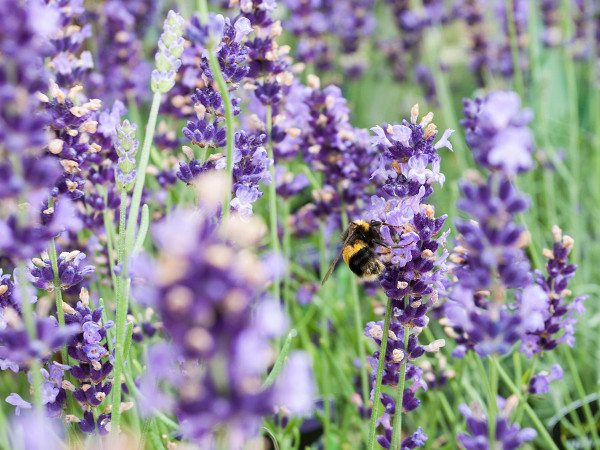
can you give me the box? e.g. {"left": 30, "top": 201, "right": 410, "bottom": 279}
{"left": 376, "top": 242, "right": 412, "bottom": 249}
{"left": 373, "top": 239, "right": 391, "bottom": 249}
{"left": 381, "top": 222, "right": 404, "bottom": 228}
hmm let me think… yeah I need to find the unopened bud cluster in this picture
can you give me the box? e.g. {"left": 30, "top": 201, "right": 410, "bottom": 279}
{"left": 151, "top": 10, "right": 185, "bottom": 94}
{"left": 115, "top": 120, "right": 139, "bottom": 191}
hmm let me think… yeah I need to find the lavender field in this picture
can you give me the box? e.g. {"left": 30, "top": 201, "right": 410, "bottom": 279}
{"left": 1, "top": 0, "right": 599, "bottom": 449}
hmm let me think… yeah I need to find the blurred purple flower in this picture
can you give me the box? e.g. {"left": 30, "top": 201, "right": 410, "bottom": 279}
{"left": 458, "top": 397, "right": 536, "bottom": 449}
{"left": 461, "top": 90, "right": 534, "bottom": 175}
{"left": 529, "top": 364, "right": 563, "bottom": 395}
{"left": 135, "top": 208, "right": 313, "bottom": 445}
{"left": 273, "top": 351, "right": 316, "bottom": 415}
{"left": 6, "top": 393, "right": 32, "bottom": 416}
{"left": 9, "top": 410, "right": 64, "bottom": 449}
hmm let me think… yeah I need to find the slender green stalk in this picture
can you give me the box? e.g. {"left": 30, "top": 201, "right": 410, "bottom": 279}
{"left": 319, "top": 306, "right": 332, "bottom": 441}
{"left": 99, "top": 298, "right": 114, "bottom": 353}
{"left": 515, "top": 353, "right": 538, "bottom": 423}
{"left": 49, "top": 238, "right": 69, "bottom": 365}
{"left": 487, "top": 356, "right": 499, "bottom": 447}
{"left": 390, "top": 327, "right": 410, "bottom": 450}
{"left": 48, "top": 237, "right": 79, "bottom": 432}
{"left": 110, "top": 278, "right": 131, "bottom": 436}
{"left": 506, "top": 0, "right": 525, "bottom": 98}
{"left": 315, "top": 223, "right": 332, "bottom": 445}
{"left": 281, "top": 198, "right": 292, "bottom": 317}
{"left": 417, "top": 0, "right": 469, "bottom": 173}
{"left": 124, "top": 91, "right": 161, "bottom": 255}
{"left": 123, "top": 322, "right": 134, "bottom": 362}
{"left": 18, "top": 266, "right": 43, "bottom": 409}
{"left": 340, "top": 210, "right": 370, "bottom": 411}
{"left": 99, "top": 186, "right": 118, "bottom": 291}
{"left": 131, "top": 204, "right": 150, "bottom": 255}
{"left": 112, "top": 85, "right": 162, "bottom": 437}
{"left": 563, "top": 347, "right": 600, "bottom": 449}
{"left": 0, "top": 398, "right": 9, "bottom": 445}
{"left": 196, "top": 0, "right": 236, "bottom": 218}
{"left": 265, "top": 105, "right": 281, "bottom": 302}
{"left": 111, "top": 188, "right": 134, "bottom": 436}
{"left": 117, "top": 190, "right": 128, "bottom": 267}
{"left": 560, "top": 0, "right": 581, "bottom": 265}
{"left": 493, "top": 356, "right": 560, "bottom": 450}
{"left": 262, "top": 329, "right": 297, "bottom": 390}
{"left": 367, "top": 297, "right": 393, "bottom": 450}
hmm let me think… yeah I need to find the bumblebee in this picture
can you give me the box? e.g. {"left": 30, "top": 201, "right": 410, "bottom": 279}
{"left": 321, "top": 219, "right": 392, "bottom": 285}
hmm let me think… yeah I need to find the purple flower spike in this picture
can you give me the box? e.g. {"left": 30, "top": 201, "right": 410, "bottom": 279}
{"left": 364, "top": 104, "right": 452, "bottom": 444}
{"left": 521, "top": 226, "right": 586, "bottom": 356}
{"left": 63, "top": 299, "right": 115, "bottom": 433}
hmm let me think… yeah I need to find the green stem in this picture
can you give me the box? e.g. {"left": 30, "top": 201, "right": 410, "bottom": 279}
{"left": 262, "top": 329, "right": 297, "bottom": 390}
{"left": 340, "top": 210, "right": 370, "bottom": 412}
{"left": 487, "top": 356, "right": 499, "bottom": 447}
{"left": 281, "top": 198, "right": 292, "bottom": 317}
{"left": 506, "top": 0, "right": 525, "bottom": 98}
{"left": 563, "top": 346, "right": 600, "bottom": 450}
{"left": 367, "top": 297, "right": 393, "bottom": 450}
{"left": 418, "top": 0, "right": 469, "bottom": 174}
{"left": 196, "top": 0, "right": 235, "bottom": 218}
{"left": 99, "top": 298, "right": 114, "bottom": 353}
{"left": 493, "top": 356, "right": 560, "bottom": 450}
{"left": 265, "top": 105, "right": 281, "bottom": 303}
{"left": 124, "top": 90, "right": 160, "bottom": 256}
{"left": 118, "top": 190, "right": 128, "bottom": 265}
{"left": 18, "top": 266, "right": 43, "bottom": 409}
{"left": 49, "top": 238, "right": 69, "bottom": 366}
{"left": 122, "top": 365, "right": 179, "bottom": 432}
{"left": 515, "top": 353, "right": 538, "bottom": 423}
{"left": 48, "top": 238, "right": 78, "bottom": 426}
{"left": 99, "top": 186, "right": 118, "bottom": 292}
{"left": 111, "top": 189, "right": 133, "bottom": 436}
{"left": 111, "top": 86, "right": 161, "bottom": 438}
{"left": 560, "top": 0, "right": 581, "bottom": 265}
{"left": 317, "top": 221, "right": 331, "bottom": 445}
{"left": 390, "top": 327, "right": 410, "bottom": 450}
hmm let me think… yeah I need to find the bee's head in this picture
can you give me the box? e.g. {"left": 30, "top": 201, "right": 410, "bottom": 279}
{"left": 369, "top": 220, "right": 383, "bottom": 229}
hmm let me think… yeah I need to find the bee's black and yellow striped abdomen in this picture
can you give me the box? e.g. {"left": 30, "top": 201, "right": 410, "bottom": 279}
{"left": 347, "top": 246, "right": 378, "bottom": 277}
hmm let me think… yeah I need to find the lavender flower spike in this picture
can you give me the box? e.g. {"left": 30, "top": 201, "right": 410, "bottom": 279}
{"left": 114, "top": 120, "right": 139, "bottom": 191}
{"left": 151, "top": 10, "right": 185, "bottom": 94}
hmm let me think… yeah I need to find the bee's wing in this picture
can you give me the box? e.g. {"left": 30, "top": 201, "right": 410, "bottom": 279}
{"left": 321, "top": 225, "right": 355, "bottom": 286}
